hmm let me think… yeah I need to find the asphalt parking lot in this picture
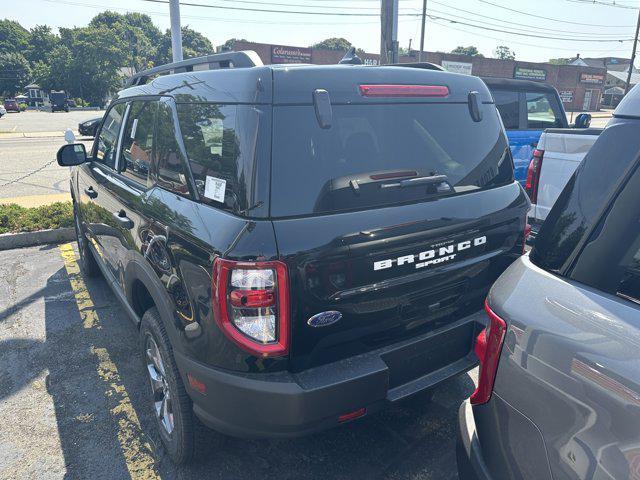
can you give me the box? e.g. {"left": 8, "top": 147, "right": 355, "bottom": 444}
{"left": 0, "top": 110, "right": 101, "bottom": 134}
{"left": 0, "top": 243, "right": 477, "bottom": 480}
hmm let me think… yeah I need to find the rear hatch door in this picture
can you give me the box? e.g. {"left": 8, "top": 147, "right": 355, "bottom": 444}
{"left": 270, "top": 67, "right": 529, "bottom": 371}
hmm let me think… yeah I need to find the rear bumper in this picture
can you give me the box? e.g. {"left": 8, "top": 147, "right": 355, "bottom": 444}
{"left": 175, "top": 310, "right": 484, "bottom": 439}
{"left": 456, "top": 400, "right": 494, "bottom": 480}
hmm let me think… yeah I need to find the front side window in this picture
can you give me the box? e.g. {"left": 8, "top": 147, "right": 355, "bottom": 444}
{"left": 526, "top": 92, "right": 564, "bottom": 129}
{"left": 120, "top": 100, "right": 157, "bottom": 185}
{"left": 94, "top": 103, "right": 126, "bottom": 169}
{"left": 492, "top": 89, "right": 519, "bottom": 130}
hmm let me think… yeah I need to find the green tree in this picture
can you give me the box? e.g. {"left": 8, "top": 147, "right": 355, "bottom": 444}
{"left": 26, "top": 25, "right": 59, "bottom": 64}
{"left": 451, "top": 45, "right": 484, "bottom": 57}
{"left": 60, "top": 26, "right": 127, "bottom": 105}
{"left": 0, "top": 52, "right": 30, "bottom": 96}
{"left": 548, "top": 57, "right": 572, "bottom": 65}
{"left": 154, "top": 26, "right": 213, "bottom": 65}
{"left": 494, "top": 45, "right": 515, "bottom": 60}
{"left": 0, "top": 19, "right": 30, "bottom": 55}
{"left": 223, "top": 38, "right": 248, "bottom": 50}
{"left": 311, "top": 37, "right": 353, "bottom": 51}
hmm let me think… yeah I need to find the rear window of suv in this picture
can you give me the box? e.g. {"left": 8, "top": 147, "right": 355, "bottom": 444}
{"left": 270, "top": 103, "right": 513, "bottom": 217}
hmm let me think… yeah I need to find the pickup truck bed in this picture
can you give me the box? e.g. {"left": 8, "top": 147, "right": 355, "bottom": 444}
{"left": 529, "top": 128, "right": 603, "bottom": 234}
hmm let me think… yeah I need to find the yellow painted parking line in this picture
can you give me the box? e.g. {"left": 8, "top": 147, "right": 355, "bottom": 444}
{"left": 59, "top": 243, "right": 161, "bottom": 480}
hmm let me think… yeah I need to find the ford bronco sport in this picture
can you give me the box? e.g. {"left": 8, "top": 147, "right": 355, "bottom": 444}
{"left": 56, "top": 51, "right": 530, "bottom": 464}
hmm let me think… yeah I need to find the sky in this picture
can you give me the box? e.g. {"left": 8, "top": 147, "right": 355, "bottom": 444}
{"left": 3, "top": 0, "right": 639, "bottom": 64}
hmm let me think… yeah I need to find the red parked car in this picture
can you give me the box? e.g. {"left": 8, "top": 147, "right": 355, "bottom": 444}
{"left": 3, "top": 99, "right": 20, "bottom": 113}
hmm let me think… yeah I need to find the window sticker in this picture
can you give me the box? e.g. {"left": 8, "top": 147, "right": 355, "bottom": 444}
{"left": 204, "top": 176, "right": 226, "bottom": 203}
{"left": 130, "top": 118, "right": 138, "bottom": 139}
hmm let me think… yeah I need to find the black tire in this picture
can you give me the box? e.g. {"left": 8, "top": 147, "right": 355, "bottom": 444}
{"left": 73, "top": 202, "right": 100, "bottom": 277}
{"left": 140, "top": 307, "right": 210, "bottom": 464}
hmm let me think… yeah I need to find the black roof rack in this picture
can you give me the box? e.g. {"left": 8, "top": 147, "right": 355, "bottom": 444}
{"left": 125, "top": 50, "right": 263, "bottom": 87}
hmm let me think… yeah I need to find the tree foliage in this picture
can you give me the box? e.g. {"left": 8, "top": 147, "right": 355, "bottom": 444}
{"left": 548, "top": 57, "right": 572, "bottom": 65}
{"left": 0, "top": 19, "right": 30, "bottom": 55}
{"left": 451, "top": 45, "right": 484, "bottom": 57}
{"left": 0, "top": 52, "right": 30, "bottom": 96}
{"left": 0, "top": 14, "right": 215, "bottom": 104}
{"left": 154, "top": 26, "right": 214, "bottom": 65}
{"left": 311, "top": 37, "right": 353, "bottom": 51}
{"left": 494, "top": 45, "right": 515, "bottom": 60}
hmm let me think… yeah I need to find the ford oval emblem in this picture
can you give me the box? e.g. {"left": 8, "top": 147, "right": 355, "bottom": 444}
{"left": 307, "top": 311, "right": 342, "bottom": 328}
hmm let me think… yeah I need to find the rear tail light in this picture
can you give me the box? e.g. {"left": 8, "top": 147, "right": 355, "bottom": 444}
{"left": 359, "top": 84, "right": 449, "bottom": 97}
{"left": 525, "top": 149, "right": 544, "bottom": 203}
{"left": 212, "top": 258, "right": 290, "bottom": 357}
{"left": 470, "top": 300, "right": 507, "bottom": 405}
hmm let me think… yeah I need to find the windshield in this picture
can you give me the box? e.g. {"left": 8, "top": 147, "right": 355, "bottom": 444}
{"left": 270, "top": 103, "right": 513, "bottom": 217}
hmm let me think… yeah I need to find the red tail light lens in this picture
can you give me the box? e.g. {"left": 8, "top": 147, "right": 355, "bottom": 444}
{"left": 525, "top": 149, "right": 544, "bottom": 203}
{"left": 212, "top": 258, "right": 290, "bottom": 357}
{"left": 359, "top": 84, "right": 449, "bottom": 98}
{"left": 470, "top": 300, "right": 507, "bottom": 405}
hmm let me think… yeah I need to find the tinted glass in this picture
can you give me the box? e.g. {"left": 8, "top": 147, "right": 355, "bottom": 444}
{"left": 120, "top": 100, "right": 157, "bottom": 185}
{"left": 526, "top": 92, "right": 564, "bottom": 129}
{"left": 492, "top": 89, "right": 519, "bottom": 129}
{"left": 271, "top": 103, "right": 513, "bottom": 217}
{"left": 95, "top": 103, "right": 126, "bottom": 169}
{"left": 176, "top": 103, "right": 261, "bottom": 214}
{"left": 567, "top": 158, "right": 640, "bottom": 302}
{"left": 156, "top": 102, "right": 189, "bottom": 195}
{"left": 531, "top": 118, "right": 640, "bottom": 274}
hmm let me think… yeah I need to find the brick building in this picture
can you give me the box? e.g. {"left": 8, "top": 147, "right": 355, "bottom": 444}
{"left": 229, "top": 41, "right": 606, "bottom": 111}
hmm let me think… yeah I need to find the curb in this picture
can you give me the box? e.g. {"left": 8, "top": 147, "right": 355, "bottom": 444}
{"left": 0, "top": 227, "right": 75, "bottom": 250}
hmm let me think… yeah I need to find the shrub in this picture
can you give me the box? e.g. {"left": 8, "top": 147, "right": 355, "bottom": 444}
{"left": 0, "top": 201, "right": 74, "bottom": 234}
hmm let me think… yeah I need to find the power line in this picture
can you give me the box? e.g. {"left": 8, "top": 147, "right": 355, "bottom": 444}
{"left": 140, "top": 0, "right": 421, "bottom": 17}
{"left": 428, "top": 6, "right": 634, "bottom": 38}
{"left": 475, "top": 0, "right": 637, "bottom": 27}
{"left": 428, "top": 18, "right": 632, "bottom": 53}
{"left": 426, "top": 13, "right": 634, "bottom": 42}
{"left": 565, "top": 0, "right": 638, "bottom": 9}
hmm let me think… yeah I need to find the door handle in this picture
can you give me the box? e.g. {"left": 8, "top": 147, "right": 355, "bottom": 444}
{"left": 84, "top": 186, "right": 98, "bottom": 199}
{"left": 112, "top": 210, "right": 134, "bottom": 230}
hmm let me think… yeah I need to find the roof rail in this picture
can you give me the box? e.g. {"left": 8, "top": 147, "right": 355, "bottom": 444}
{"left": 125, "top": 50, "right": 263, "bottom": 87}
{"left": 389, "top": 62, "right": 445, "bottom": 71}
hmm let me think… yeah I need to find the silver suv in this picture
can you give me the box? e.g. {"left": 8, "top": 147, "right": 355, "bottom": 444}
{"left": 457, "top": 84, "right": 640, "bottom": 480}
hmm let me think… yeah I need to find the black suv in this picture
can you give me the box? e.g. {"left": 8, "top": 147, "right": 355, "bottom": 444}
{"left": 57, "top": 51, "right": 530, "bottom": 464}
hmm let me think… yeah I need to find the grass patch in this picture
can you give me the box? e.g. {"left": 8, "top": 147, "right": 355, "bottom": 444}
{"left": 0, "top": 202, "right": 74, "bottom": 234}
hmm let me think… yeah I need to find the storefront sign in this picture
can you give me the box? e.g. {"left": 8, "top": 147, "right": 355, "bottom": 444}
{"left": 580, "top": 73, "right": 605, "bottom": 85}
{"left": 559, "top": 90, "right": 574, "bottom": 103}
{"left": 514, "top": 67, "right": 547, "bottom": 81}
{"left": 271, "top": 45, "right": 312, "bottom": 64}
{"left": 441, "top": 60, "right": 472, "bottom": 75}
{"left": 363, "top": 57, "right": 379, "bottom": 66}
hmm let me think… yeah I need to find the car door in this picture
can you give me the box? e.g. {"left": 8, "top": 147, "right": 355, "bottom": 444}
{"left": 95, "top": 98, "right": 159, "bottom": 287}
{"left": 77, "top": 102, "right": 127, "bottom": 263}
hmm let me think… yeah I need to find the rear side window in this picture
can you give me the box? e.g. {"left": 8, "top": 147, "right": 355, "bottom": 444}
{"left": 567, "top": 160, "right": 640, "bottom": 303}
{"left": 156, "top": 102, "right": 189, "bottom": 195}
{"left": 270, "top": 103, "right": 513, "bottom": 217}
{"left": 492, "top": 90, "right": 519, "bottom": 129}
{"left": 526, "top": 92, "right": 564, "bottom": 129}
{"left": 95, "top": 103, "right": 126, "bottom": 169}
{"left": 120, "top": 100, "right": 157, "bottom": 186}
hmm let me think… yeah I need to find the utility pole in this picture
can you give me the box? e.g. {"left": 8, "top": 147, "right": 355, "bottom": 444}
{"left": 419, "top": 0, "right": 427, "bottom": 62}
{"left": 625, "top": 6, "right": 640, "bottom": 95}
{"left": 380, "top": 0, "right": 399, "bottom": 64}
{"left": 169, "top": 0, "right": 183, "bottom": 63}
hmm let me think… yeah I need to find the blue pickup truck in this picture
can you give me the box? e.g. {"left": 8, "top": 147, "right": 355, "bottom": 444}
{"left": 482, "top": 78, "right": 589, "bottom": 186}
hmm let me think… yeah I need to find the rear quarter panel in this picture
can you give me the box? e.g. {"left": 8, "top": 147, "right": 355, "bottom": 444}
{"left": 487, "top": 256, "right": 640, "bottom": 480}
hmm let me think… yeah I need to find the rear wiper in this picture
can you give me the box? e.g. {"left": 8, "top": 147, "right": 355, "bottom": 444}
{"left": 380, "top": 174, "right": 451, "bottom": 190}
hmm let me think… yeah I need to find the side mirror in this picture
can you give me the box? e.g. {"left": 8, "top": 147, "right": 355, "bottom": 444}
{"left": 574, "top": 113, "right": 592, "bottom": 128}
{"left": 57, "top": 143, "right": 87, "bottom": 166}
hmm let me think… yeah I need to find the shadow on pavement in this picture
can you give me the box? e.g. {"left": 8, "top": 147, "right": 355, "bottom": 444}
{"left": 6, "top": 248, "right": 474, "bottom": 479}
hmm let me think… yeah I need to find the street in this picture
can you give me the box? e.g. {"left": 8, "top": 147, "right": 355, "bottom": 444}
{"left": 0, "top": 110, "right": 101, "bottom": 134}
{"left": 0, "top": 243, "right": 476, "bottom": 480}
